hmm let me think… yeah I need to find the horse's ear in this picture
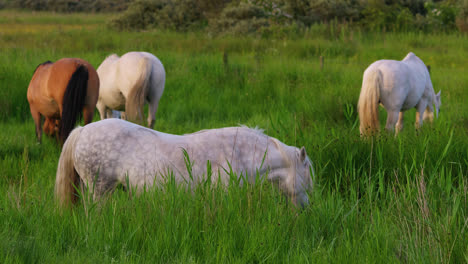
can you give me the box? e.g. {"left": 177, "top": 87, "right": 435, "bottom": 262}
{"left": 436, "top": 90, "right": 441, "bottom": 98}
{"left": 300, "top": 147, "right": 307, "bottom": 162}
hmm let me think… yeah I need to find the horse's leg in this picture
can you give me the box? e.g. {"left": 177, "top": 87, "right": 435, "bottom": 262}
{"left": 96, "top": 101, "right": 107, "bottom": 120}
{"left": 395, "top": 112, "right": 404, "bottom": 134}
{"left": 385, "top": 111, "right": 399, "bottom": 134}
{"left": 89, "top": 176, "right": 119, "bottom": 202}
{"left": 147, "top": 78, "right": 164, "bottom": 129}
{"left": 106, "top": 109, "right": 114, "bottom": 118}
{"left": 415, "top": 101, "right": 428, "bottom": 129}
{"left": 423, "top": 108, "right": 434, "bottom": 123}
{"left": 53, "top": 119, "right": 60, "bottom": 143}
{"left": 147, "top": 100, "right": 159, "bottom": 129}
{"left": 43, "top": 118, "right": 53, "bottom": 136}
{"left": 30, "top": 107, "right": 43, "bottom": 143}
{"left": 44, "top": 117, "right": 60, "bottom": 143}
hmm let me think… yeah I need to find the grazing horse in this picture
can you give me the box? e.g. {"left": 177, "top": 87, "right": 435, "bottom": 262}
{"left": 55, "top": 119, "right": 314, "bottom": 208}
{"left": 27, "top": 58, "right": 100, "bottom": 143}
{"left": 358, "top": 52, "right": 441, "bottom": 136}
{"left": 96, "top": 51, "right": 165, "bottom": 128}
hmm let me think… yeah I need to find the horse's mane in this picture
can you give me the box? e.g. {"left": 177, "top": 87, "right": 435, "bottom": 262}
{"left": 187, "top": 125, "right": 266, "bottom": 136}
{"left": 33, "top": 60, "right": 53, "bottom": 74}
{"left": 239, "top": 124, "right": 264, "bottom": 135}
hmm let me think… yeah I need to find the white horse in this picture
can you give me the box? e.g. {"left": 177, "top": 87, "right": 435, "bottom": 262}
{"left": 358, "top": 52, "right": 441, "bottom": 136}
{"left": 96, "top": 51, "right": 165, "bottom": 128}
{"left": 55, "top": 119, "right": 314, "bottom": 208}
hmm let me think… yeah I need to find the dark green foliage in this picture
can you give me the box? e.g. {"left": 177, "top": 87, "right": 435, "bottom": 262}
{"left": 2, "top": 0, "right": 465, "bottom": 34}
{"left": 285, "top": 0, "right": 362, "bottom": 25}
{"left": 208, "top": 2, "right": 270, "bottom": 35}
{"left": 110, "top": 0, "right": 231, "bottom": 31}
{"left": 0, "top": 0, "right": 131, "bottom": 12}
{"left": 109, "top": 0, "right": 163, "bottom": 30}
{"left": 108, "top": 0, "right": 465, "bottom": 35}
{"left": 456, "top": 0, "right": 468, "bottom": 31}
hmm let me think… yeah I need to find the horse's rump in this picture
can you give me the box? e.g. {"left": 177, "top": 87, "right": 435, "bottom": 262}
{"left": 125, "top": 57, "right": 151, "bottom": 123}
{"left": 96, "top": 52, "right": 166, "bottom": 128}
{"left": 27, "top": 58, "right": 100, "bottom": 143}
{"left": 60, "top": 65, "right": 89, "bottom": 143}
{"left": 358, "top": 66, "right": 382, "bottom": 136}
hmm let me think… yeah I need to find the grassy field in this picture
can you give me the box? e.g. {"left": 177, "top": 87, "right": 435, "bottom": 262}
{"left": 0, "top": 10, "right": 467, "bottom": 263}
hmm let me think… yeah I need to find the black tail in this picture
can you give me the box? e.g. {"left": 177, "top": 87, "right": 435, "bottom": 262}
{"left": 60, "top": 65, "right": 88, "bottom": 143}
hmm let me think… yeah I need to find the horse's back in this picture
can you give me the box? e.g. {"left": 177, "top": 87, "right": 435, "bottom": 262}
{"left": 73, "top": 119, "right": 162, "bottom": 184}
{"left": 72, "top": 120, "right": 272, "bottom": 186}
{"left": 47, "top": 58, "right": 99, "bottom": 109}
{"left": 121, "top": 51, "right": 163, "bottom": 65}
{"left": 365, "top": 57, "right": 426, "bottom": 110}
{"left": 120, "top": 51, "right": 165, "bottom": 78}
{"left": 27, "top": 62, "right": 52, "bottom": 104}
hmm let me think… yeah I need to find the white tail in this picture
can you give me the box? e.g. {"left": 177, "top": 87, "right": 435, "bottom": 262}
{"left": 126, "top": 57, "right": 151, "bottom": 124}
{"left": 358, "top": 68, "right": 382, "bottom": 136}
{"left": 55, "top": 126, "right": 83, "bottom": 208}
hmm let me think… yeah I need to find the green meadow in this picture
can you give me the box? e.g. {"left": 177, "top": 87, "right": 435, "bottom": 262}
{"left": 0, "top": 10, "right": 467, "bottom": 263}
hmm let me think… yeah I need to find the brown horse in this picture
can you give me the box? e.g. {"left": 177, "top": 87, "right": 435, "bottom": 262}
{"left": 27, "top": 58, "right": 100, "bottom": 144}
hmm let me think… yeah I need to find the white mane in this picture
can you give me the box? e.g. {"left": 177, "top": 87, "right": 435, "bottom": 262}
{"left": 239, "top": 124, "right": 264, "bottom": 135}
{"left": 187, "top": 125, "right": 265, "bottom": 136}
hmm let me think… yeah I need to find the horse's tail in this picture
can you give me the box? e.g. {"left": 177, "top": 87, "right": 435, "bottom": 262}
{"left": 126, "top": 57, "right": 151, "bottom": 124}
{"left": 61, "top": 65, "right": 88, "bottom": 143}
{"left": 55, "top": 126, "right": 83, "bottom": 208}
{"left": 358, "top": 68, "right": 382, "bottom": 137}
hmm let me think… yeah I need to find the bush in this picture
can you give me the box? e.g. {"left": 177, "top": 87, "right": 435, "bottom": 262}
{"left": 424, "top": 1, "right": 458, "bottom": 30}
{"left": 208, "top": 2, "right": 270, "bottom": 35}
{"left": 8, "top": 0, "right": 458, "bottom": 35}
{"left": 456, "top": 0, "right": 468, "bottom": 32}
{"left": 0, "top": 0, "right": 131, "bottom": 12}
{"left": 110, "top": 0, "right": 231, "bottom": 31}
{"left": 110, "top": 0, "right": 165, "bottom": 30}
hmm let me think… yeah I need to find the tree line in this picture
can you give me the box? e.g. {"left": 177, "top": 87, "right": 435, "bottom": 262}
{"left": 1, "top": 0, "right": 467, "bottom": 34}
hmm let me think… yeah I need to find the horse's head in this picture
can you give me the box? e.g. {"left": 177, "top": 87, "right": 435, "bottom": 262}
{"left": 44, "top": 118, "right": 60, "bottom": 136}
{"left": 424, "top": 90, "right": 442, "bottom": 122}
{"left": 291, "top": 146, "right": 314, "bottom": 207}
{"left": 269, "top": 138, "right": 314, "bottom": 208}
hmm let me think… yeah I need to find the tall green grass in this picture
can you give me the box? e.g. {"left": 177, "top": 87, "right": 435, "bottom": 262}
{"left": 0, "top": 10, "right": 467, "bottom": 263}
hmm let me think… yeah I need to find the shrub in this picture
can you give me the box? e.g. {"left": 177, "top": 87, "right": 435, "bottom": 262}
{"left": 110, "top": 0, "right": 231, "bottom": 31}
{"left": 424, "top": 1, "right": 458, "bottom": 30}
{"left": 0, "top": 0, "right": 131, "bottom": 12}
{"left": 456, "top": 0, "right": 468, "bottom": 32}
{"left": 208, "top": 2, "right": 270, "bottom": 36}
{"left": 110, "top": 0, "right": 168, "bottom": 30}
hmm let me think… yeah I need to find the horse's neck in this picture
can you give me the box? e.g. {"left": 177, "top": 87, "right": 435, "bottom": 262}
{"left": 422, "top": 70, "right": 436, "bottom": 102}
{"left": 188, "top": 128, "right": 290, "bottom": 171}
{"left": 266, "top": 141, "right": 294, "bottom": 173}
